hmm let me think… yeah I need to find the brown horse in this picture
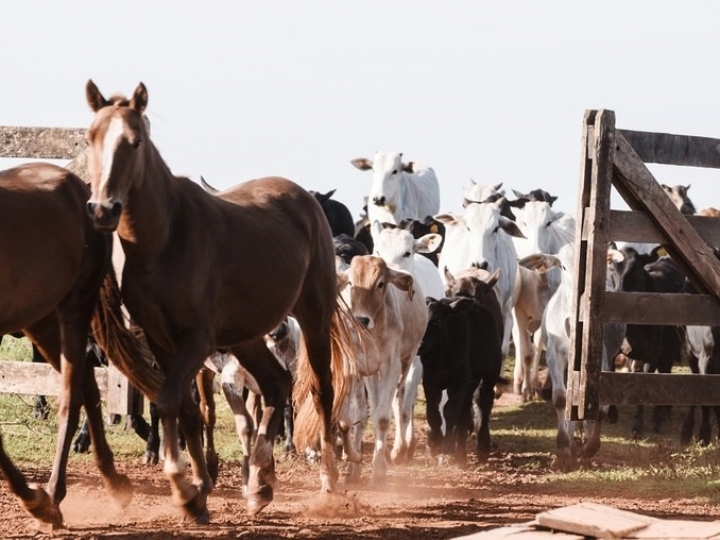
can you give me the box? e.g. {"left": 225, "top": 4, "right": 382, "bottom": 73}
{"left": 84, "top": 80, "right": 353, "bottom": 521}
{"left": 0, "top": 163, "right": 137, "bottom": 528}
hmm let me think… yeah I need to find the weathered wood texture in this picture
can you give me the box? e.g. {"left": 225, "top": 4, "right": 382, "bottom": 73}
{"left": 567, "top": 110, "right": 615, "bottom": 421}
{"left": 600, "top": 291, "right": 720, "bottom": 326}
{"left": 599, "top": 372, "right": 720, "bottom": 406}
{"left": 619, "top": 129, "right": 720, "bottom": 169}
{"left": 613, "top": 131, "right": 720, "bottom": 298}
{"left": 0, "top": 126, "right": 85, "bottom": 159}
{"left": 536, "top": 502, "right": 655, "bottom": 539}
{"left": 0, "top": 361, "right": 108, "bottom": 398}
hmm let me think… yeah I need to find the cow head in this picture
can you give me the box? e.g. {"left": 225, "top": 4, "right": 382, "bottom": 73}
{"left": 463, "top": 199, "right": 524, "bottom": 271}
{"left": 338, "top": 255, "right": 414, "bottom": 329}
{"left": 371, "top": 220, "right": 442, "bottom": 272}
{"left": 351, "top": 152, "right": 412, "bottom": 209}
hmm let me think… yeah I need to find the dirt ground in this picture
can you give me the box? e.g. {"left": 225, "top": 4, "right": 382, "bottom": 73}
{"left": 2, "top": 393, "right": 720, "bottom": 540}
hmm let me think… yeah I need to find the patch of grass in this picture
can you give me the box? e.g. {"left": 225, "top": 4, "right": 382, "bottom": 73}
{"left": 0, "top": 335, "right": 33, "bottom": 362}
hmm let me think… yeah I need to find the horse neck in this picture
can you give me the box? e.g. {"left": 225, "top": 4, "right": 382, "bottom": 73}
{"left": 116, "top": 144, "right": 177, "bottom": 259}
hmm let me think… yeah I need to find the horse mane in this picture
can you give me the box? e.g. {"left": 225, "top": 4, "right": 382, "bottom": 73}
{"left": 91, "top": 265, "right": 163, "bottom": 401}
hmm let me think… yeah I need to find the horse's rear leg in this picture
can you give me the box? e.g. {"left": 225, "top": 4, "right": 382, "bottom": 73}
{"left": 195, "top": 368, "right": 219, "bottom": 484}
{"left": 231, "top": 339, "right": 291, "bottom": 515}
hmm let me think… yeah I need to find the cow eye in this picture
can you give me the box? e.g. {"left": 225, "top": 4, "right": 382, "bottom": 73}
{"left": 493, "top": 226, "right": 500, "bottom": 233}
{"left": 545, "top": 220, "right": 553, "bottom": 228}
{"left": 377, "top": 281, "right": 385, "bottom": 289}
{"left": 403, "top": 251, "right": 411, "bottom": 258}
{"left": 391, "top": 169, "right": 398, "bottom": 175}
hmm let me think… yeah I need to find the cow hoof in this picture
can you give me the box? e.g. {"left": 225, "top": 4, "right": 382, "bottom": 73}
{"left": 246, "top": 485, "right": 273, "bottom": 515}
{"left": 144, "top": 451, "right": 159, "bottom": 465}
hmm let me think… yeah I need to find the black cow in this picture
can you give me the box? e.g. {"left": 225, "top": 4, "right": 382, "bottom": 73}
{"left": 310, "top": 189, "right": 355, "bottom": 238}
{"left": 619, "top": 246, "right": 686, "bottom": 438}
{"left": 419, "top": 293, "right": 503, "bottom": 465}
{"left": 333, "top": 233, "right": 369, "bottom": 269}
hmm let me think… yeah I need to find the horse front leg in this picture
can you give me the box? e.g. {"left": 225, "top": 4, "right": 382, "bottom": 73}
{"left": 79, "top": 364, "right": 133, "bottom": 507}
{"left": 155, "top": 340, "right": 213, "bottom": 524}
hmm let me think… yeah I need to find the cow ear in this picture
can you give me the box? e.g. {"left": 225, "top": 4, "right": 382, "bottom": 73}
{"left": 549, "top": 195, "right": 558, "bottom": 205}
{"left": 434, "top": 213, "right": 462, "bottom": 226}
{"left": 415, "top": 233, "right": 443, "bottom": 255}
{"left": 498, "top": 216, "right": 526, "bottom": 238}
{"left": 402, "top": 161, "right": 415, "bottom": 173}
{"left": 336, "top": 271, "right": 349, "bottom": 292}
{"left": 486, "top": 268, "right": 501, "bottom": 290}
{"left": 371, "top": 220, "right": 384, "bottom": 240}
{"left": 351, "top": 158, "right": 373, "bottom": 171}
{"left": 444, "top": 266, "right": 456, "bottom": 284}
{"left": 388, "top": 268, "right": 415, "bottom": 300}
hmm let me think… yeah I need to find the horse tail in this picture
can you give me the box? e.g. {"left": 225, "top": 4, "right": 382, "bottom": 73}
{"left": 293, "top": 298, "right": 360, "bottom": 452}
{"left": 90, "top": 266, "right": 163, "bottom": 402}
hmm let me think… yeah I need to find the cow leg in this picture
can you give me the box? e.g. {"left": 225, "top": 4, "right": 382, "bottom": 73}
{"left": 681, "top": 405, "right": 697, "bottom": 446}
{"left": 231, "top": 339, "right": 291, "bottom": 515}
{"left": 392, "top": 355, "right": 420, "bottom": 464}
{"left": 511, "top": 310, "right": 533, "bottom": 401}
{"left": 699, "top": 406, "right": 712, "bottom": 446}
{"left": 475, "top": 380, "right": 495, "bottom": 461}
{"left": 364, "top": 355, "right": 402, "bottom": 485}
{"left": 423, "top": 380, "right": 444, "bottom": 458}
{"left": 337, "top": 374, "right": 365, "bottom": 483}
{"left": 632, "top": 404, "right": 645, "bottom": 440}
{"left": 144, "top": 403, "right": 161, "bottom": 465}
{"left": 72, "top": 418, "right": 91, "bottom": 454}
{"left": 217, "top": 359, "right": 255, "bottom": 498}
{"left": 546, "top": 339, "right": 574, "bottom": 471}
{"left": 195, "top": 368, "right": 219, "bottom": 484}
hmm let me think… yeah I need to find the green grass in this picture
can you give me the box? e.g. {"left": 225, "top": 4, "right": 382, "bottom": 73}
{"left": 0, "top": 335, "right": 33, "bottom": 362}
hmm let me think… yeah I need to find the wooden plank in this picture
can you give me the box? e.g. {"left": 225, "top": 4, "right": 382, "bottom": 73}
{"left": 613, "top": 132, "right": 720, "bottom": 298}
{"left": 106, "top": 363, "right": 143, "bottom": 416}
{"left": 587, "top": 210, "right": 720, "bottom": 247}
{"left": 0, "top": 126, "right": 85, "bottom": 159}
{"left": 568, "top": 109, "right": 614, "bottom": 421}
{"left": 536, "top": 502, "right": 655, "bottom": 539}
{"left": 599, "top": 372, "right": 720, "bottom": 406}
{"left": 0, "top": 361, "right": 108, "bottom": 398}
{"left": 453, "top": 526, "right": 583, "bottom": 539}
{"left": 600, "top": 291, "right": 720, "bottom": 326}
{"left": 628, "top": 519, "right": 720, "bottom": 539}
{"left": 619, "top": 129, "right": 720, "bottom": 169}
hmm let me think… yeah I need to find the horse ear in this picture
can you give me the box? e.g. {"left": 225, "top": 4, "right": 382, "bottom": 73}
{"left": 86, "top": 79, "right": 110, "bottom": 112}
{"left": 131, "top": 82, "right": 149, "bottom": 113}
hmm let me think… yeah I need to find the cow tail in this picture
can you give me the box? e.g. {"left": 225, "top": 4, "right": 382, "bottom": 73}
{"left": 91, "top": 266, "right": 163, "bottom": 402}
{"left": 293, "top": 298, "right": 359, "bottom": 453}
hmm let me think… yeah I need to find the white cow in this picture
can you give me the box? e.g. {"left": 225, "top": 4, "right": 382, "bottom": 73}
{"left": 510, "top": 201, "right": 575, "bottom": 398}
{"left": 542, "top": 243, "right": 626, "bottom": 470}
{"left": 337, "top": 255, "right": 428, "bottom": 484}
{"left": 371, "top": 221, "right": 443, "bottom": 460}
{"left": 436, "top": 199, "right": 524, "bottom": 380}
{"left": 351, "top": 152, "right": 440, "bottom": 226}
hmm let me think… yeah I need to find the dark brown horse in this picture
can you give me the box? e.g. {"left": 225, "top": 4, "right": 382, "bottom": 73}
{"left": 84, "top": 80, "right": 353, "bottom": 521}
{"left": 0, "top": 163, "right": 141, "bottom": 529}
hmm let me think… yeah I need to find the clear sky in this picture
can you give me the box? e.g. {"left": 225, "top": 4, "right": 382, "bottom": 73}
{"left": 3, "top": 1, "right": 720, "bottom": 219}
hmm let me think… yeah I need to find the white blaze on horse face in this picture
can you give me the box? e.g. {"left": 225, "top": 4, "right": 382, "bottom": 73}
{"left": 96, "top": 116, "right": 125, "bottom": 203}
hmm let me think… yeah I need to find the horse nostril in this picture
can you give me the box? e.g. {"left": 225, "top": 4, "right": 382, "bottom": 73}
{"left": 110, "top": 201, "right": 123, "bottom": 217}
{"left": 356, "top": 316, "right": 370, "bottom": 328}
{"left": 86, "top": 201, "right": 97, "bottom": 217}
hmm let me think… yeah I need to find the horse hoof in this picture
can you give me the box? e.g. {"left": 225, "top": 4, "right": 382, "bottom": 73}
{"left": 181, "top": 493, "right": 210, "bottom": 524}
{"left": 21, "top": 486, "right": 64, "bottom": 530}
{"left": 246, "top": 485, "right": 273, "bottom": 516}
{"left": 107, "top": 474, "right": 134, "bottom": 508}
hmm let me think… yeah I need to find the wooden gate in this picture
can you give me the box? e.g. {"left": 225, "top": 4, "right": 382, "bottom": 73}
{"left": 568, "top": 110, "right": 720, "bottom": 420}
{"left": 0, "top": 125, "right": 141, "bottom": 416}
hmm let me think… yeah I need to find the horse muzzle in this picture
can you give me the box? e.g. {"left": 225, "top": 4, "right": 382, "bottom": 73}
{"left": 86, "top": 200, "right": 123, "bottom": 231}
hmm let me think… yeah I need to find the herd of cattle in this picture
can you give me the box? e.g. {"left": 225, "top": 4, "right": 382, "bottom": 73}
{"left": 4, "top": 150, "right": 720, "bottom": 499}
